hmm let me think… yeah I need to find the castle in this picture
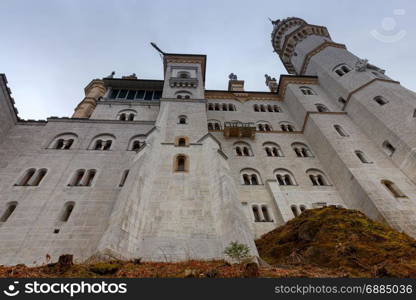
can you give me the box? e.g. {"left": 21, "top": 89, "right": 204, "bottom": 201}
{"left": 0, "top": 17, "right": 415, "bottom": 266}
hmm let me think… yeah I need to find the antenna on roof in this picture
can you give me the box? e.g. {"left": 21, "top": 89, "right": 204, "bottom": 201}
{"left": 150, "top": 42, "right": 166, "bottom": 56}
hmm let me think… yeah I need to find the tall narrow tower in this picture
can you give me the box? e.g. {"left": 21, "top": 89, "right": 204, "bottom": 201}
{"left": 271, "top": 17, "right": 416, "bottom": 184}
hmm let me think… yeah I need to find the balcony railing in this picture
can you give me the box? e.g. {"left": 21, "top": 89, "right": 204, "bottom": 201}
{"left": 223, "top": 121, "right": 256, "bottom": 138}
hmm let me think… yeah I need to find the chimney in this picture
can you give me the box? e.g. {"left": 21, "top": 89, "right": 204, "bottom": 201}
{"left": 228, "top": 73, "right": 244, "bottom": 92}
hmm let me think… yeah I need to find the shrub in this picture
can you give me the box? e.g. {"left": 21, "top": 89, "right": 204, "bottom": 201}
{"left": 224, "top": 241, "right": 251, "bottom": 263}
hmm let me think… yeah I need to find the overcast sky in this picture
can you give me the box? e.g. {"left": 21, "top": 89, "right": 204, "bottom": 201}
{"left": 1, "top": 0, "right": 415, "bottom": 120}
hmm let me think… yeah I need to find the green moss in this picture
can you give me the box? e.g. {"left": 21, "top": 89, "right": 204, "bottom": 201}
{"left": 256, "top": 206, "right": 416, "bottom": 278}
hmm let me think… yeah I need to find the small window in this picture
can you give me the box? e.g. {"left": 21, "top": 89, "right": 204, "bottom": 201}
{"left": 355, "top": 150, "right": 371, "bottom": 163}
{"left": 0, "top": 202, "right": 17, "bottom": 222}
{"left": 338, "top": 97, "right": 346, "bottom": 105}
{"left": 131, "top": 141, "right": 142, "bottom": 151}
{"left": 118, "top": 90, "right": 128, "bottom": 99}
{"left": 31, "top": 169, "right": 47, "bottom": 186}
{"left": 16, "top": 168, "right": 36, "bottom": 186}
{"left": 61, "top": 202, "right": 75, "bottom": 222}
{"left": 382, "top": 141, "right": 395, "bottom": 156}
{"left": 252, "top": 205, "right": 261, "bottom": 222}
{"left": 381, "top": 180, "right": 406, "bottom": 198}
{"left": 316, "top": 104, "right": 329, "bottom": 112}
{"left": 126, "top": 90, "right": 136, "bottom": 100}
{"left": 178, "top": 138, "right": 186, "bottom": 147}
{"left": 109, "top": 89, "right": 119, "bottom": 99}
{"left": 334, "top": 124, "right": 348, "bottom": 137}
{"left": 291, "top": 205, "right": 299, "bottom": 217}
{"left": 84, "top": 170, "right": 96, "bottom": 186}
{"left": 119, "top": 170, "right": 129, "bottom": 187}
{"left": 176, "top": 156, "right": 186, "bottom": 172}
{"left": 261, "top": 205, "right": 272, "bottom": 222}
{"left": 178, "top": 116, "right": 187, "bottom": 124}
{"left": 374, "top": 96, "right": 388, "bottom": 106}
{"left": 69, "top": 169, "right": 85, "bottom": 186}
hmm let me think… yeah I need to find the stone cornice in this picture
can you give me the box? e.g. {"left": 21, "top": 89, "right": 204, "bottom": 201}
{"left": 343, "top": 78, "right": 400, "bottom": 109}
{"left": 277, "top": 76, "right": 319, "bottom": 99}
{"left": 98, "top": 100, "right": 160, "bottom": 106}
{"left": 47, "top": 117, "right": 156, "bottom": 125}
{"left": 300, "top": 41, "right": 347, "bottom": 75}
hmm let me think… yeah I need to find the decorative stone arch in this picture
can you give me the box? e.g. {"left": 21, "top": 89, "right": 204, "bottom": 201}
{"left": 274, "top": 168, "right": 297, "bottom": 186}
{"left": 263, "top": 142, "right": 283, "bottom": 157}
{"left": 233, "top": 141, "right": 253, "bottom": 157}
{"left": 117, "top": 109, "right": 137, "bottom": 121}
{"left": 89, "top": 134, "right": 116, "bottom": 150}
{"left": 173, "top": 154, "right": 190, "bottom": 172}
{"left": 291, "top": 142, "right": 313, "bottom": 157}
{"left": 240, "top": 168, "right": 262, "bottom": 185}
{"left": 128, "top": 134, "right": 146, "bottom": 151}
{"left": 175, "top": 136, "right": 190, "bottom": 147}
{"left": 48, "top": 132, "right": 78, "bottom": 150}
{"left": 306, "top": 168, "right": 330, "bottom": 186}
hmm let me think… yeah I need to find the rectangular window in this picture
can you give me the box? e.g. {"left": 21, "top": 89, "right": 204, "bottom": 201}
{"left": 126, "top": 90, "right": 136, "bottom": 100}
{"left": 144, "top": 91, "right": 153, "bottom": 100}
{"left": 153, "top": 91, "right": 162, "bottom": 100}
{"left": 109, "top": 89, "right": 119, "bottom": 99}
{"left": 135, "top": 90, "right": 145, "bottom": 99}
{"left": 118, "top": 89, "right": 128, "bottom": 99}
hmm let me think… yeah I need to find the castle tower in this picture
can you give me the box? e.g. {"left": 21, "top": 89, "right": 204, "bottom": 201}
{"left": 271, "top": 17, "right": 416, "bottom": 236}
{"left": 271, "top": 17, "right": 416, "bottom": 184}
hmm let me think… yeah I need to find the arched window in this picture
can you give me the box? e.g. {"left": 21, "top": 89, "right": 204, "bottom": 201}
{"left": 90, "top": 134, "right": 115, "bottom": 151}
{"left": 260, "top": 105, "right": 266, "bottom": 112}
{"left": 175, "top": 90, "right": 192, "bottom": 99}
{"left": 178, "top": 115, "right": 187, "bottom": 124}
{"left": 254, "top": 104, "right": 259, "bottom": 112}
{"left": 355, "top": 150, "right": 371, "bottom": 163}
{"left": 382, "top": 140, "right": 395, "bottom": 156}
{"left": 274, "top": 169, "right": 296, "bottom": 186}
{"left": 338, "top": 97, "right": 346, "bottom": 105}
{"left": 208, "top": 120, "right": 222, "bottom": 131}
{"left": 31, "top": 169, "right": 47, "bottom": 186}
{"left": 261, "top": 205, "right": 272, "bottom": 222}
{"left": 307, "top": 169, "right": 330, "bottom": 186}
{"left": 257, "top": 122, "right": 272, "bottom": 132}
{"left": 315, "top": 104, "right": 329, "bottom": 112}
{"left": 240, "top": 168, "right": 262, "bottom": 185}
{"left": 267, "top": 105, "right": 273, "bottom": 112}
{"left": 334, "top": 124, "right": 348, "bottom": 137}
{"left": 119, "top": 170, "right": 129, "bottom": 187}
{"left": 0, "top": 202, "right": 17, "bottom": 222}
{"left": 228, "top": 104, "right": 236, "bottom": 111}
{"left": 60, "top": 202, "right": 75, "bottom": 222}
{"left": 49, "top": 133, "right": 77, "bottom": 150}
{"left": 16, "top": 168, "right": 36, "bottom": 186}
{"left": 178, "top": 138, "right": 186, "bottom": 147}
{"left": 117, "top": 110, "right": 137, "bottom": 121}
{"left": 292, "top": 143, "right": 313, "bottom": 157}
{"left": 280, "top": 123, "right": 295, "bottom": 132}
{"left": 273, "top": 105, "right": 281, "bottom": 112}
{"left": 263, "top": 142, "right": 283, "bottom": 157}
{"left": 373, "top": 96, "right": 388, "bottom": 106}
{"left": 84, "top": 169, "right": 96, "bottom": 186}
{"left": 300, "top": 86, "right": 316, "bottom": 95}
{"left": 174, "top": 154, "right": 189, "bottom": 172}
{"left": 214, "top": 103, "right": 220, "bottom": 111}
{"left": 252, "top": 205, "right": 261, "bottom": 222}
{"left": 381, "top": 180, "right": 406, "bottom": 198}
{"left": 208, "top": 103, "right": 214, "bottom": 111}
{"left": 69, "top": 169, "right": 85, "bottom": 186}
{"left": 222, "top": 103, "right": 228, "bottom": 111}
{"left": 291, "top": 205, "right": 299, "bottom": 217}
{"left": 128, "top": 135, "right": 146, "bottom": 151}
{"left": 299, "top": 205, "right": 306, "bottom": 212}
{"left": 333, "top": 64, "right": 351, "bottom": 77}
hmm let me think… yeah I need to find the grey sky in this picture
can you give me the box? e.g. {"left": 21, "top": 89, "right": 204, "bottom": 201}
{"left": 1, "top": 0, "right": 415, "bottom": 120}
